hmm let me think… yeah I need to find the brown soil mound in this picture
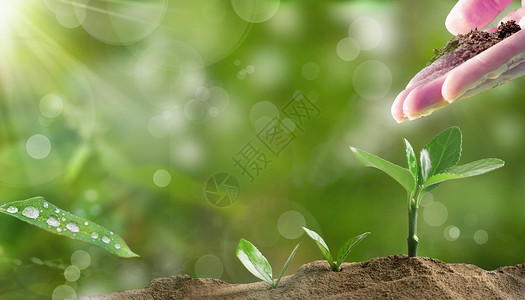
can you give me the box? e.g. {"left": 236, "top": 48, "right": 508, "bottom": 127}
{"left": 80, "top": 255, "right": 525, "bottom": 300}
{"left": 429, "top": 20, "right": 521, "bottom": 66}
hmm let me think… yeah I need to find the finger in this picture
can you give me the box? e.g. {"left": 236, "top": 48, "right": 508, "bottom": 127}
{"left": 402, "top": 74, "right": 449, "bottom": 120}
{"left": 392, "top": 89, "right": 412, "bottom": 123}
{"left": 460, "top": 60, "right": 525, "bottom": 98}
{"left": 393, "top": 76, "right": 435, "bottom": 122}
{"left": 446, "top": 0, "right": 514, "bottom": 35}
{"left": 442, "top": 28, "right": 525, "bottom": 101}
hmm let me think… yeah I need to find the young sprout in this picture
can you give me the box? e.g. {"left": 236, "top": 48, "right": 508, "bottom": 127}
{"left": 350, "top": 126, "right": 504, "bottom": 257}
{"left": 0, "top": 197, "right": 138, "bottom": 258}
{"left": 302, "top": 227, "right": 369, "bottom": 272}
{"left": 236, "top": 238, "right": 300, "bottom": 288}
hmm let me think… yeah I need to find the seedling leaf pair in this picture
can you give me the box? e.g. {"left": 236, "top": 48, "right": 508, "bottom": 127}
{"left": 0, "top": 197, "right": 139, "bottom": 258}
{"left": 350, "top": 127, "right": 504, "bottom": 256}
{"left": 236, "top": 238, "right": 300, "bottom": 288}
{"left": 350, "top": 127, "right": 504, "bottom": 204}
{"left": 302, "top": 227, "right": 369, "bottom": 271}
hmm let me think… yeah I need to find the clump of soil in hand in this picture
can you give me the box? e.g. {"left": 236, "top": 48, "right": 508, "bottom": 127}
{"left": 79, "top": 255, "right": 525, "bottom": 300}
{"left": 428, "top": 20, "right": 521, "bottom": 66}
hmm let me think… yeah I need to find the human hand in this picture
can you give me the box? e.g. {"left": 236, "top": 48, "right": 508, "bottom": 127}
{"left": 392, "top": 0, "right": 525, "bottom": 123}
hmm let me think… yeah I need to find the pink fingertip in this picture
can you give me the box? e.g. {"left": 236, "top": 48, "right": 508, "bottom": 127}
{"left": 446, "top": 0, "right": 514, "bottom": 34}
{"left": 392, "top": 89, "right": 411, "bottom": 123}
{"left": 402, "top": 75, "right": 448, "bottom": 120}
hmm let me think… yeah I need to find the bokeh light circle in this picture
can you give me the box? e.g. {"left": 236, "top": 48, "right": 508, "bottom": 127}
{"left": 444, "top": 225, "right": 460, "bottom": 241}
{"left": 250, "top": 101, "right": 279, "bottom": 127}
{"left": 153, "top": 169, "right": 171, "bottom": 187}
{"left": 336, "top": 38, "right": 360, "bottom": 61}
{"left": 26, "top": 134, "right": 51, "bottom": 160}
{"left": 39, "top": 94, "right": 64, "bottom": 118}
{"left": 423, "top": 201, "right": 448, "bottom": 227}
{"left": 353, "top": 60, "right": 392, "bottom": 100}
{"left": 64, "top": 265, "right": 81, "bottom": 282}
{"left": 473, "top": 230, "right": 489, "bottom": 245}
{"left": 80, "top": 0, "right": 167, "bottom": 45}
{"left": 231, "top": 0, "right": 280, "bottom": 23}
{"left": 349, "top": 16, "right": 383, "bottom": 50}
{"left": 71, "top": 250, "right": 91, "bottom": 270}
{"left": 277, "top": 210, "right": 306, "bottom": 239}
{"left": 52, "top": 285, "right": 76, "bottom": 300}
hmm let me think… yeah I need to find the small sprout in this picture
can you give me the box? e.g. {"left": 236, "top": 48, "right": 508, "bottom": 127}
{"left": 236, "top": 238, "right": 300, "bottom": 288}
{"left": 0, "top": 197, "right": 138, "bottom": 258}
{"left": 302, "top": 227, "right": 369, "bottom": 272}
{"left": 350, "top": 126, "right": 504, "bottom": 257}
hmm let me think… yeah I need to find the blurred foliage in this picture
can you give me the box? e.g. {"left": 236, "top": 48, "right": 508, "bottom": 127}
{"left": 0, "top": 0, "right": 524, "bottom": 298}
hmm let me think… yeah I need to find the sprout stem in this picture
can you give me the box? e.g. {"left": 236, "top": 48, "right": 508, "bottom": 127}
{"left": 407, "top": 202, "right": 419, "bottom": 257}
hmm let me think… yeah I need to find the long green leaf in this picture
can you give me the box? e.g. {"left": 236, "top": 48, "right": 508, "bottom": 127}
{"left": 274, "top": 243, "right": 300, "bottom": 288}
{"left": 335, "top": 232, "right": 370, "bottom": 270}
{"left": 422, "top": 158, "right": 505, "bottom": 188}
{"left": 302, "top": 227, "right": 336, "bottom": 271}
{"left": 236, "top": 238, "right": 274, "bottom": 286}
{"left": 350, "top": 146, "right": 415, "bottom": 195}
{"left": 420, "top": 127, "right": 462, "bottom": 182}
{"left": 0, "top": 197, "right": 138, "bottom": 258}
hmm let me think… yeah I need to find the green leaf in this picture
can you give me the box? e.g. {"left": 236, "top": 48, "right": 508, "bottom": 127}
{"left": 420, "top": 127, "right": 462, "bottom": 182}
{"left": 236, "top": 238, "right": 274, "bottom": 287}
{"left": 404, "top": 139, "right": 418, "bottom": 196}
{"left": 422, "top": 158, "right": 505, "bottom": 188}
{"left": 335, "top": 232, "right": 370, "bottom": 270}
{"left": 302, "top": 227, "right": 336, "bottom": 271}
{"left": 274, "top": 243, "right": 300, "bottom": 288}
{"left": 350, "top": 146, "right": 416, "bottom": 195}
{"left": 0, "top": 197, "right": 138, "bottom": 258}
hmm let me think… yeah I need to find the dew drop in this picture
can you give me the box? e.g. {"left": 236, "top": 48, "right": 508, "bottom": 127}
{"left": 91, "top": 232, "right": 99, "bottom": 239}
{"left": 43, "top": 202, "right": 49, "bottom": 208}
{"left": 6, "top": 206, "right": 18, "bottom": 213}
{"left": 57, "top": 228, "right": 63, "bottom": 232}
{"left": 22, "top": 206, "right": 40, "bottom": 219}
{"left": 55, "top": 209, "right": 60, "bottom": 213}
{"left": 110, "top": 232, "right": 114, "bottom": 235}
{"left": 62, "top": 217, "right": 66, "bottom": 221}
{"left": 84, "top": 222, "right": 88, "bottom": 226}
{"left": 46, "top": 216, "right": 60, "bottom": 227}
{"left": 102, "top": 236, "right": 110, "bottom": 244}
{"left": 66, "top": 222, "right": 80, "bottom": 233}
{"left": 115, "top": 244, "right": 121, "bottom": 249}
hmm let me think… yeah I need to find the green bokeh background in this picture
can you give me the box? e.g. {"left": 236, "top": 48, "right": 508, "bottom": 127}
{"left": 1, "top": 0, "right": 524, "bottom": 298}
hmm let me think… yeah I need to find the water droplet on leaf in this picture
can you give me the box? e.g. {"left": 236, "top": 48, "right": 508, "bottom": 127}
{"left": 115, "top": 244, "right": 121, "bottom": 249}
{"left": 6, "top": 206, "right": 18, "bottom": 213}
{"left": 46, "top": 216, "right": 60, "bottom": 227}
{"left": 22, "top": 206, "right": 40, "bottom": 219}
{"left": 91, "top": 232, "right": 98, "bottom": 239}
{"left": 66, "top": 222, "right": 80, "bottom": 233}
{"left": 102, "top": 236, "right": 110, "bottom": 244}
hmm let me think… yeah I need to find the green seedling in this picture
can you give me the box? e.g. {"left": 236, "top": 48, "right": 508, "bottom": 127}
{"left": 350, "top": 126, "right": 504, "bottom": 257}
{"left": 236, "top": 238, "right": 300, "bottom": 288}
{"left": 0, "top": 197, "right": 138, "bottom": 258}
{"left": 302, "top": 227, "right": 369, "bottom": 271}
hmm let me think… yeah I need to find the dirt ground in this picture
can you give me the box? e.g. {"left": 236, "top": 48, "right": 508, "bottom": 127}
{"left": 79, "top": 254, "right": 525, "bottom": 299}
